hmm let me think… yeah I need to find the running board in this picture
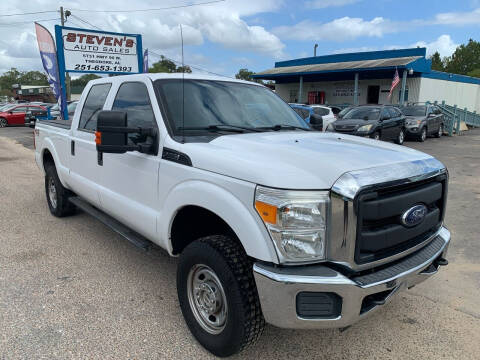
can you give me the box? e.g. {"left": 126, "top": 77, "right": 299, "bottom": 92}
{"left": 69, "top": 197, "right": 152, "bottom": 251}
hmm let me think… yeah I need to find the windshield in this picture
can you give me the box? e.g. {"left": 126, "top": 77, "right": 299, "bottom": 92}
{"left": 338, "top": 107, "right": 352, "bottom": 117}
{"left": 0, "top": 104, "right": 16, "bottom": 112}
{"left": 154, "top": 79, "right": 309, "bottom": 137}
{"left": 401, "top": 106, "right": 427, "bottom": 116}
{"left": 343, "top": 107, "right": 380, "bottom": 120}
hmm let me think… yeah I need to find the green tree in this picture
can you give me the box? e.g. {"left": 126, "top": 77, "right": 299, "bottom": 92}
{"left": 235, "top": 68, "right": 255, "bottom": 81}
{"left": 19, "top": 71, "right": 48, "bottom": 85}
{"left": 444, "top": 39, "right": 480, "bottom": 75}
{"left": 429, "top": 51, "right": 445, "bottom": 71}
{"left": 148, "top": 55, "right": 192, "bottom": 73}
{"left": 467, "top": 69, "right": 480, "bottom": 78}
{"left": 0, "top": 68, "right": 22, "bottom": 91}
{"left": 71, "top": 74, "right": 101, "bottom": 87}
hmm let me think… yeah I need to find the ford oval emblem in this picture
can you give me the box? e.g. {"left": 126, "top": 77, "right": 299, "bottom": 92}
{"left": 401, "top": 204, "right": 427, "bottom": 227}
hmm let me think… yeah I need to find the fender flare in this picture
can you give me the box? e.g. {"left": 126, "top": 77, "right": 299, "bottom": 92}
{"left": 160, "top": 180, "right": 279, "bottom": 263}
{"left": 39, "top": 139, "right": 69, "bottom": 188}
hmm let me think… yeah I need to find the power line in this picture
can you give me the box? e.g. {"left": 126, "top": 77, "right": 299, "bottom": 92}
{"left": 0, "top": 18, "right": 60, "bottom": 27}
{"left": 70, "top": 14, "right": 103, "bottom": 31}
{"left": 149, "top": 49, "right": 234, "bottom": 79}
{"left": 0, "top": 10, "right": 57, "bottom": 18}
{"left": 69, "top": 0, "right": 225, "bottom": 13}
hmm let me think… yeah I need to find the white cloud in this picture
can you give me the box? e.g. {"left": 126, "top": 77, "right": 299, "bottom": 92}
{"left": 412, "top": 34, "right": 459, "bottom": 57}
{"left": 273, "top": 16, "right": 395, "bottom": 41}
{"left": 306, "top": 0, "right": 359, "bottom": 9}
{"left": 0, "top": 0, "right": 286, "bottom": 75}
{"left": 433, "top": 8, "right": 480, "bottom": 26}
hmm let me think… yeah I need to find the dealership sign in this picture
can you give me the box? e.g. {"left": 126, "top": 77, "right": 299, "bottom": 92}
{"left": 54, "top": 25, "right": 143, "bottom": 75}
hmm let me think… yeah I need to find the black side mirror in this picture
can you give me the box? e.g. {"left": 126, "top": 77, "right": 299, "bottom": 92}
{"left": 309, "top": 114, "right": 323, "bottom": 130}
{"left": 96, "top": 110, "right": 156, "bottom": 154}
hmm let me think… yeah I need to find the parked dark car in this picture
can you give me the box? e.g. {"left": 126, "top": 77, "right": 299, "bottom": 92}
{"left": 336, "top": 106, "right": 353, "bottom": 120}
{"left": 326, "top": 105, "right": 406, "bottom": 144}
{"left": 400, "top": 104, "right": 444, "bottom": 141}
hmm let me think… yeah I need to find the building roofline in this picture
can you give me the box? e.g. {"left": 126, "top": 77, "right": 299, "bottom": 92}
{"left": 422, "top": 70, "right": 480, "bottom": 85}
{"left": 275, "top": 47, "right": 427, "bottom": 68}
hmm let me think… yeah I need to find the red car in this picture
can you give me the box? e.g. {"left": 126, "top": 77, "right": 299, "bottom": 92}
{"left": 0, "top": 104, "right": 47, "bottom": 127}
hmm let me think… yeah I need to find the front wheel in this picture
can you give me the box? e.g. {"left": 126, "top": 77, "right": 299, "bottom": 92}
{"left": 371, "top": 131, "right": 381, "bottom": 141}
{"left": 177, "top": 235, "right": 265, "bottom": 357}
{"left": 418, "top": 127, "right": 427, "bottom": 142}
{"left": 395, "top": 128, "right": 405, "bottom": 145}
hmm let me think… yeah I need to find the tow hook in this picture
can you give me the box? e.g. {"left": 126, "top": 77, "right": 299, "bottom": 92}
{"left": 435, "top": 258, "right": 449, "bottom": 267}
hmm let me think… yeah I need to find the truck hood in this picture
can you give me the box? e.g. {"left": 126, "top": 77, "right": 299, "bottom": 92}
{"left": 182, "top": 131, "right": 433, "bottom": 190}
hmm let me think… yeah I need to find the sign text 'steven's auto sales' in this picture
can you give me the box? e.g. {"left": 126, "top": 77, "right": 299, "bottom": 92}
{"left": 61, "top": 28, "right": 140, "bottom": 73}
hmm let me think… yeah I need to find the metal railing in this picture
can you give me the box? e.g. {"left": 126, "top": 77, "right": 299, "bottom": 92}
{"left": 426, "top": 101, "right": 480, "bottom": 136}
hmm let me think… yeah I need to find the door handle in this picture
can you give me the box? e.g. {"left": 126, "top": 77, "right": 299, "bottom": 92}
{"left": 71, "top": 140, "right": 75, "bottom": 156}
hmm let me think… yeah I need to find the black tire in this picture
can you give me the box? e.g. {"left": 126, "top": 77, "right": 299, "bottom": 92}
{"left": 177, "top": 235, "right": 265, "bottom": 357}
{"left": 45, "top": 164, "right": 76, "bottom": 217}
{"left": 435, "top": 124, "right": 443, "bottom": 138}
{"left": 371, "top": 131, "right": 381, "bottom": 141}
{"left": 418, "top": 127, "right": 427, "bottom": 142}
{"left": 395, "top": 128, "right": 405, "bottom": 145}
{"left": 0, "top": 117, "right": 7, "bottom": 128}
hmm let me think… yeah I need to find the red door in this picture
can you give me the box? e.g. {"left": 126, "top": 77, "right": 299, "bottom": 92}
{"left": 8, "top": 106, "right": 27, "bottom": 125}
{"left": 308, "top": 91, "right": 319, "bottom": 104}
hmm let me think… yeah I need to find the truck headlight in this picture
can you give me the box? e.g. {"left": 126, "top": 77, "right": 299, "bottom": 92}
{"left": 254, "top": 186, "right": 329, "bottom": 263}
{"left": 357, "top": 124, "right": 373, "bottom": 132}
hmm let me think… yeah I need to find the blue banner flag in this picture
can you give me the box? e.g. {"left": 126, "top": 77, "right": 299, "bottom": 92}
{"left": 143, "top": 48, "right": 148, "bottom": 73}
{"left": 35, "top": 23, "right": 67, "bottom": 119}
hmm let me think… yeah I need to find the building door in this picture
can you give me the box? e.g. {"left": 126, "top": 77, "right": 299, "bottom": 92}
{"left": 367, "top": 85, "right": 380, "bottom": 104}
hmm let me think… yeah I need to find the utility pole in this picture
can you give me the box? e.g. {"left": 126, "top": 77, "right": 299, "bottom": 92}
{"left": 60, "top": 6, "right": 71, "bottom": 101}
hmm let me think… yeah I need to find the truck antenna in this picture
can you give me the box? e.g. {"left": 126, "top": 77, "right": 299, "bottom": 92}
{"left": 180, "top": 24, "right": 185, "bottom": 144}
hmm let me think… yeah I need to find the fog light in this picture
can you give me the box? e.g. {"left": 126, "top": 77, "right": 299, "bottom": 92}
{"left": 296, "top": 292, "right": 342, "bottom": 319}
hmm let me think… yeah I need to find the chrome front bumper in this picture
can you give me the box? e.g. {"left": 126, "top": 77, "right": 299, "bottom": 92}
{"left": 253, "top": 226, "right": 450, "bottom": 329}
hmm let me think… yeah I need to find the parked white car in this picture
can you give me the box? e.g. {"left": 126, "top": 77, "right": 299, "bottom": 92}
{"left": 310, "top": 105, "right": 336, "bottom": 130}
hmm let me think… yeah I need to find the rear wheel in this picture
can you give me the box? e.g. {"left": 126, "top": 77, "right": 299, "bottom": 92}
{"left": 395, "top": 128, "right": 405, "bottom": 145}
{"left": 177, "top": 235, "right": 265, "bottom": 357}
{"left": 435, "top": 124, "right": 443, "bottom": 138}
{"left": 45, "top": 164, "right": 76, "bottom": 217}
{"left": 0, "top": 118, "right": 7, "bottom": 128}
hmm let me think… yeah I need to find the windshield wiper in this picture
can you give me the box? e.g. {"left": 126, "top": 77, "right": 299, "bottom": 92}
{"left": 256, "top": 124, "right": 311, "bottom": 131}
{"left": 178, "top": 124, "right": 261, "bottom": 133}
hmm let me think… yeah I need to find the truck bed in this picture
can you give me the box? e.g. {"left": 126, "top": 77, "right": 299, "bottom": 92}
{"left": 37, "top": 119, "right": 72, "bottom": 129}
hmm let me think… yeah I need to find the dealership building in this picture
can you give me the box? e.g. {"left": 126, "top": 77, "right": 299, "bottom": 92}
{"left": 253, "top": 47, "right": 480, "bottom": 112}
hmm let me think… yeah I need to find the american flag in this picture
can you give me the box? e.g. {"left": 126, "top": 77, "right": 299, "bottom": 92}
{"left": 388, "top": 68, "right": 400, "bottom": 100}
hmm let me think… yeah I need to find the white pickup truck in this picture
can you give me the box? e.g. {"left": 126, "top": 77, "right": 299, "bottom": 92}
{"left": 35, "top": 73, "right": 450, "bottom": 357}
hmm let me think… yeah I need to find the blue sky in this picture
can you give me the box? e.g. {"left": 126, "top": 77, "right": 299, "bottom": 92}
{"left": 1, "top": 0, "right": 479, "bottom": 76}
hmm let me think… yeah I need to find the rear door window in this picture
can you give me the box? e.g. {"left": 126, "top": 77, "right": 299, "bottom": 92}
{"left": 78, "top": 83, "right": 112, "bottom": 131}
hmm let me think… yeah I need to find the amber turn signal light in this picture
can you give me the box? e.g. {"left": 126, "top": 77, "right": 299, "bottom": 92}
{"left": 255, "top": 201, "right": 277, "bottom": 224}
{"left": 95, "top": 131, "right": 102, "bottom": 145}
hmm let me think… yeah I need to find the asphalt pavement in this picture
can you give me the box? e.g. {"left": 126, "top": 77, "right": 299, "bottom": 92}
{"left": 0, "top": 126, "right": 479, "bottom": 359}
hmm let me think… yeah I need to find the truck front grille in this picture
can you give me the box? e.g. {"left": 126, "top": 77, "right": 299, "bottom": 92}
{"left": 354, "top": 175, "right": 447, "bottom": 264}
